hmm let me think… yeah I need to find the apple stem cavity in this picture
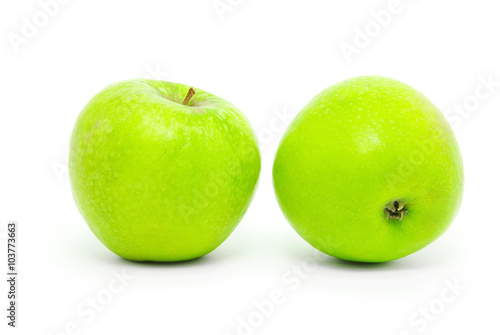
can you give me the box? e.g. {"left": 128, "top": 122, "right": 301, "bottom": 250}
{"left": 385, "top": 200, "right": 408, "bottom": 221}
{"left": 182, "top": 88, "right": 196, "bottom": 106}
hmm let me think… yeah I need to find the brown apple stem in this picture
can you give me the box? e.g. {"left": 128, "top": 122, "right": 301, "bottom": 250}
{"left": 384, "top": 200, "right": 408, "bottom": 221}
{"left": 182, "top": 88, "right": 196, "bottom": 106}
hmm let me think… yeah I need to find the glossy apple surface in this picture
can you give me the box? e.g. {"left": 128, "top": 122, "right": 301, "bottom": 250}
{"left": 273, "top": 76, "right": 464, "bottom": 262}
{"left": 69, "top": 79, "right": 260, "bottom": 261}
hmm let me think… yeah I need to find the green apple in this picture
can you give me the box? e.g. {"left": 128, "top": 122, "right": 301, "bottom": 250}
{"left": 69, "top": 79, "right": 260, "bottom": 262}
{"left": 273, "top": 76, "right": 464, "bottom": 263}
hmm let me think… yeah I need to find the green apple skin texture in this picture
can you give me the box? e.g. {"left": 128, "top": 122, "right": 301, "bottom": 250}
{"left": 273, "top": 76, "right": 464, "bottom": 263}
{"left": 69, "top": 79, "right": 260, "bottom": 262}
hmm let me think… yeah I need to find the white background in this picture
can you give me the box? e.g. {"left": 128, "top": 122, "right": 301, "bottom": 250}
{"left": 1, "top": 0, "right": 500, "bottom": 334}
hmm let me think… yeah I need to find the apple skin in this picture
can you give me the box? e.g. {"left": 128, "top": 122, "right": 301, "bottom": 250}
{"left": 273, "top": 76, "right": 464, "bottom": 263}
{"left": 69, "top": 79, "right": 260, "bottom": 262}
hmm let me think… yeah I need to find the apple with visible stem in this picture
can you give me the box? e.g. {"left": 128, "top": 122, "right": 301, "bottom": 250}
{"left": 273, "top": 76, "right": 464, "bottom": 263}
{"left": 69, "top": 79, "right": 261, "bottom": 262}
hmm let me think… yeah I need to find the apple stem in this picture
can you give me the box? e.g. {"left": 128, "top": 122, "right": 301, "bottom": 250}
{"left": 384, "top": 200, "right": 408, "bottom": 221}
{"left": 182, "top": 88, "right": 196, "bottom": 106}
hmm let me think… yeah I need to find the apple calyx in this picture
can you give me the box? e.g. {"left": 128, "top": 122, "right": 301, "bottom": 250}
{"left": 384, "top": 200, "right": 408, "bottom": 221}
{"left": 182, "top": 88, "right": 196, "bottom": 106}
